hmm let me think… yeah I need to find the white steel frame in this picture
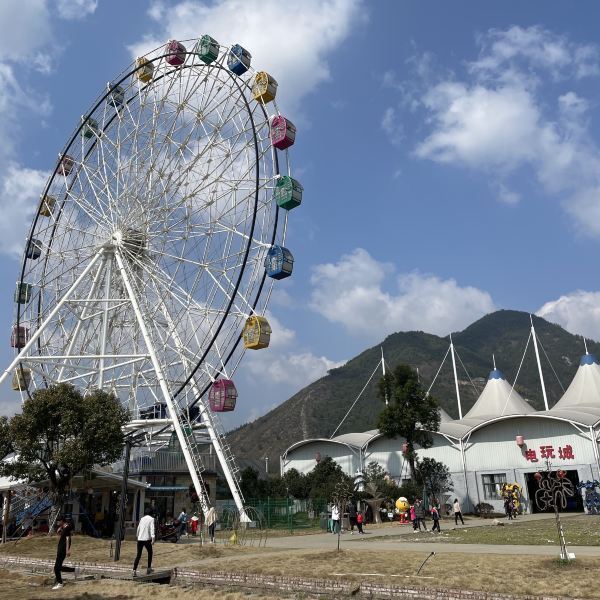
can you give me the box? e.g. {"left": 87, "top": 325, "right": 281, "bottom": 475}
{"left": 5, "top": 38, "right": 296, "bottom": 519}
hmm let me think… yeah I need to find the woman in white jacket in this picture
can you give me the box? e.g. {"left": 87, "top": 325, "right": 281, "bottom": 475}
{"left": 331, "top": 504, "right": 340, "bottom": 535}
{"left": 206, "top": 507, "right": 217, "bottom": 543}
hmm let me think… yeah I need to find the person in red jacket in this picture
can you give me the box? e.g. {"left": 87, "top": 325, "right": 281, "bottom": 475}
{"left": 356, "top": 511, "right": 364, "bottom": 534}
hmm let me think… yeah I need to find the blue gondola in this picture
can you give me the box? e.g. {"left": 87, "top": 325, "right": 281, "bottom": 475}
{"left": 26, "top": 239, "right": 42, "bottom": 260}
{"left": 264, "top": 245, "right": 294, "bottom": 280}
{"left": 227, "top": 44, "right": 251, "bottom": 75}
{"left": 107, "top": 85, "right": 125, "bottom": 107}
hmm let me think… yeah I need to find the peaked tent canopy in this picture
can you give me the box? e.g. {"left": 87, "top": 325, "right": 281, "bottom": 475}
{"left": 462, "top": 368, "right": 535, "bottom": 421}
{"left": 541, "top": 354, "right": 600, "bottom": 426}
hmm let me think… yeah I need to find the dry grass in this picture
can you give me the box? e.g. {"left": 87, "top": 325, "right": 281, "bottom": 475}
{"left": 2, "top": 532, "right": 600, "bottom": 598}
{"left": 0, "top": 534, "right": 272, "bottom": 568}
{"left": 402, "top": 515, "right": 600, "bottom": 546}
{"left": 0, "top": 569, "right": 282, "bottom": 600}
{"left": 202, "top": 548, "right": 600, "bottom": 598}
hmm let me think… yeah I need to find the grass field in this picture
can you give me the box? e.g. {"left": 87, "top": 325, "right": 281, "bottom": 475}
{"left": 398, "top": 515, "right": 600, "bottom": 546}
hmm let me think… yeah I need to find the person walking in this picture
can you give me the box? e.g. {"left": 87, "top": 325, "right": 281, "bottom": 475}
{"left": 504, "top": 498, "right": 513, "bottom": 520}
{"left": 331, "top": 504, "right": 340, "bottom": 534}
{"left": 177, "top": 508, "right": 188, "bottom": 538}
{"left": 133, "top": 507, "right": 155, "bottom": 577}
{"left": 431, "top": 506, "right": 441, "bottom": 532}
{"left": 453, "top": 498, "right": 465, "bottom": 525}
{"left": 348, "top": 502, "right": 357, "bottom": 534}
{"left": 356, "top": 510, "right": 364, "bottom": 534}
{"left": 206, "top": 506, "right": 217, "bottom": 543}
{"left": 52, "top": 516, "right": 77, "bottom": 590}
{"left": 410, "top": 503, "right": 417, "bottom": 531}
{"left": 414, "top": 500, "right": 427, "bottom": 531}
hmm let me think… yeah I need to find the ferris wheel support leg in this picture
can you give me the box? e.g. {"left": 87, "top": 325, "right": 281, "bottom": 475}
{"left": 97, "top": 254, "right": 113, "bottom": 389}
{"left": 154, "top": 295, "right": 248, "bottom": 521}
{"left": 113, "top": 249, "right": 209, "bottom": 520}
{"left": 0, "top": 248, "right": 105, "bottom": 387}
{"left": 57, "top": 254, "right": 107, "bottom": 382}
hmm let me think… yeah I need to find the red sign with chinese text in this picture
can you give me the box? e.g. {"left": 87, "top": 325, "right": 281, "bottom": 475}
{"left": 524, "top": 444, "right": 575, "bottom": 462}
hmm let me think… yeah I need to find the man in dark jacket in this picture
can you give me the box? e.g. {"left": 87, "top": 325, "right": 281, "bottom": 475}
{"left": 414, "top": 500, "right": 427, "bottom": 531}
{"left": 347, "top": 502, "right": 357, "bottom": 534}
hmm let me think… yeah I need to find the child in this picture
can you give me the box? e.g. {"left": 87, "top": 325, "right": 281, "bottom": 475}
{"left": 190, "top": 512, "right": 199, "bottom": 536}
{"left": 431, "top": 506, "right": 441, "bottom": 532}
{"left": 356, "top": 511, "right": 364, "bottom": 534}
{"left": 410, "top": 504, "right": 417, "bottom": 531}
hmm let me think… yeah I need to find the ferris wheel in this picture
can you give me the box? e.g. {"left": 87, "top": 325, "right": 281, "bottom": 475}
{"left": 0, "top": 36, "right": 302, "bottom": 518}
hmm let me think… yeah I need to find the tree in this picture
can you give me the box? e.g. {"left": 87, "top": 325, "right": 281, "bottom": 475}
{"left": 377, "top": 364, "right": 441, "bottom": 482}
{"left": 363, "top": 461, "right": 400, "bottom": 500}
{"left": 305, "top": 456, "right": 352, "bottom": 500}
{"left": 418, "top": 457, "right": 453, "bottom": 505}
{"left": 0, "top": 383, "right": 129, "bottom": 503}
{"left": 281, "top": 468, "right": 309, "bottom": 499}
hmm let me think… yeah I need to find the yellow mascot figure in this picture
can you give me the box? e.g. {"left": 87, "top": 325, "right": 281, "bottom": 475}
{"left": 396, "top": 497, "right": 409, "bottom": 524}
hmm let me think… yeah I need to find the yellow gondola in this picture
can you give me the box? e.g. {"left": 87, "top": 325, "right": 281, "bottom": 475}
{"left": 40, "top": 195, "right": 56, "bottom": 217}
{"left": 243, "top": 315, "right": 271, "bottom": 349}
{"left": 11, "top": 367, "right": 31, "bottom": 391}
{"left": 252, "top": 72, "right": 278, "bottom": 104}
{"left": 135, "top": 57, "right": 154, "bottom": 83}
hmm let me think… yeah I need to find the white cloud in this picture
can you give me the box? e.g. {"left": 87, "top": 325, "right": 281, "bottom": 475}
{"left": 403, "top": 26, "right": 600, "bottom": 237}
{"left": 537, "top": 291, "right": 600, "bottom": 342}
{"left": 0, "top": 64, "right": 52, "bottom": 259}
{"left": 415, "top": 83, "right": 541, "bottom": 169}
{"left": 0, "top": 0, "right": 52, "bottom": 63}
{"left": 495, "top": 183, "right": 521, "bottom": 205}
{"left": 310, "top": 248, "right": 495, "bottom": 340}
{"left": 56, "top": 0, "right": 98, "bottom": 19}
{"left": 0, "top": 163, "right": 49, "bottom": 258}
{"left": 257, "top": 352, "right": 344, "bottom": 387}
{"left": 471, "top": 26, "right": 599, "bottom": 80}
{"left": 241, "top": 310, "right": 344, "bottom": 391}
{"left": 128, "top": 0, "right": 364, "bottom": 115}
{"left": 381, "top": 107, "right": 403, "bottom": 145}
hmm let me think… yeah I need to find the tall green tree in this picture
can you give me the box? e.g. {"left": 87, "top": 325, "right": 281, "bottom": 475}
{"left": 0, "top": 383, "right": 129, "bottom": 502}
{"left": 377, "top": 364, "right": 441, "bottom": 483}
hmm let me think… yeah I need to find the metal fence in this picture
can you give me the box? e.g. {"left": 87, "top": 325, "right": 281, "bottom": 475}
{"left": 113, "top": 450, "right": 217, "bottom": 474}
{"left": 218, "top": 497, "right": 330, "bottom": 531}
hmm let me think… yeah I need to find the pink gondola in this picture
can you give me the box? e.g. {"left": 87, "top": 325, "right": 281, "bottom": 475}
{"left": 270, "top": 115, "right": 296, "bottom": 150}
{"left": 165, "top": 40, "right": 186, "bottom": 66}
{"left": 208, "top": 379, "right": 238, "bottom": 412}
{"left": 10, "top": 325, "right": 29, "bottom": 349}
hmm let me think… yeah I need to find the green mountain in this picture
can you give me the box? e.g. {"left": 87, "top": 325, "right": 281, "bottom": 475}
{"left": 227, "top": 310, "right": 598, "bottom": 467}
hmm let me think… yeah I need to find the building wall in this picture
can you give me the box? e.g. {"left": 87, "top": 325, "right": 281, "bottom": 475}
{"left": 281, "top": 415, "right": 600, "bottom": 514}
{"left": 281, "top": 441, "right": 360, "bottom": 476}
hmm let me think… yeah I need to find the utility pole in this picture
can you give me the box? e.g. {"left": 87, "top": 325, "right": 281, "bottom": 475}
{"left": 113, "top": 438, "right": 132, "bottom": 561}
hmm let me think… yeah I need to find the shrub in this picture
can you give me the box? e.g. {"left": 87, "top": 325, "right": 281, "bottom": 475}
{"left": 474, "top": 502, "right": 494, "bottom": 518}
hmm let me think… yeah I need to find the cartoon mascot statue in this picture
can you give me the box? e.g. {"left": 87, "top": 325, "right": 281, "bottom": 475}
{"left": 395, "top": 497, "right": 410, "bottom": 524}
{"left": 500, "top": 482, "right": 523, "bottom": 514}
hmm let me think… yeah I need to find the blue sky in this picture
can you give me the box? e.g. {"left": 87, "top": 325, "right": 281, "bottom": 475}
{"left": 1, "top": 0, "right": 600, "bottom": 428}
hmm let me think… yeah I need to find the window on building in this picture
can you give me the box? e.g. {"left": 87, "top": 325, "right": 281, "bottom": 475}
{"left": 482, "top": 473, "right": 507, "bottom": 500}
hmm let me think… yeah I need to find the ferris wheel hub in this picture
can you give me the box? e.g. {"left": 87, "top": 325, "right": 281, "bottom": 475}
{"left": 109, "top": 229, "right": 147, "bottom": 256}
